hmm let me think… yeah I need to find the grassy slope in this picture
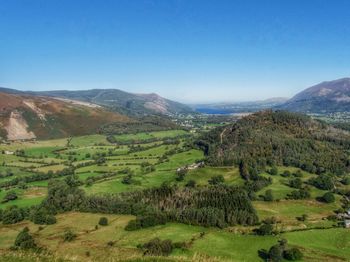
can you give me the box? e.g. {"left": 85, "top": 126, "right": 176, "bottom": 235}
{"left": 0, "top": 212, "right": 348, "bottom": 262}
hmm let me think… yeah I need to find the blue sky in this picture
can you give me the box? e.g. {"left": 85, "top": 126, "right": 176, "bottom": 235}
{"left": 1, "top": 0, "right": 350, "bottom": 103}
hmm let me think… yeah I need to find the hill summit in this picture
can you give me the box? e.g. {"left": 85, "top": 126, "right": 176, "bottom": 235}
{"left": 197, "top": 110, "right": 350, "bottom": 174}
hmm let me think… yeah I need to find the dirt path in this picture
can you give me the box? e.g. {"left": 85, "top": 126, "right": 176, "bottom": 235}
{"left": 220, "top": 127, "right": 228, "bottom": 144}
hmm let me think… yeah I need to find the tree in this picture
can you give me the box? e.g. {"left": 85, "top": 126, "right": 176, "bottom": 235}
{"left": 341, "top": 176, "right": 350, "bottom": 185}
{"left": 264, "top": 189, "right": 274, "bottom": 201}
{"left": 287, "top": 188, "right": 310, "bottom": 200}
{"left": 142, "top": 238, "right": 173, "bottom": 256}
{"left": 17, "top": 181, "right": 28, "bottom": 189}
{"left": 64, "top": 175, "right": 81, "bottom": 187}
{"left": 41, "top": 179, "right": 85, "bottom": 213}
{"left": 269, "top": 166, "right": 278, "bottom": 176}
{"left": 99, "top": 217, "right": 108, "bottom": 226}
{"left": 14, "top": 227, "right": 37, "bottom": 250}
{"left": 268, "top": 244, "right": 284, "bottom": 262}
{"left": 2, "top": 206, "right": 26, "bottom": 224}
{"left": 308, "top": 174, "right": 334, "bottom": 190}
{"left": 30, "top": 207, "right": 56, "bottom": 225}
{"left": 321, "top": 192, "right": 335, "bottom": 203}
{"left": 239, "top": 161, "right": 249, "bottom": 180}
{"left": 208, "top": 175, "right": 224, "bottom": 185}
{"left": 185, "top": 180, "right": 196, "bottom": 188}
{"left": 289, "top": 178, "right": 302, "bottom": 189}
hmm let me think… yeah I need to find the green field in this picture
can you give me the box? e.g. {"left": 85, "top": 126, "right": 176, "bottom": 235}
{"left": 113, "top": 130, "right": 188, "bottom": 143}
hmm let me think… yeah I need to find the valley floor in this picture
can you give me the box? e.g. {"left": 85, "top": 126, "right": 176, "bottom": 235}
{"left": 0, "top": 130, "right": 349, "bottom": 261}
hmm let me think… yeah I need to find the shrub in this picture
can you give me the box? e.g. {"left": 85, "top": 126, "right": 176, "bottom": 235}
{"left": 256, "top": 223, "right": 274, "bottom": 236}
{"left": 281, "top": 171, "right": 291, "bottom": 177}
{"left": 287, "top": 188, "right": 310, "bottom": 200}
{"left": 175, "top": 172, "right": 185, "bottom": 181}
{"left": 63, "top": 229, "right": 77, "bottom": 242}
{"left": 125, "top": 212, "right": 167, "bottom": 231}
{"left": 142, "top": 238, "right": 173, "bottom": 256}
{"left": 293, "top": 170, "right": 303, "bottom": 178}
{"left": 2, "top": 191, "right": 18, "bottom": 203}
{"left": 121, "top": 174, "right": 133, "bottom": 185}
{"left": 284, "top": 247, "right": 303, "bottom": 260}
{"left": 125, "top": 219, "right": 141, "bottom": 231}
{"left": 85, "top": 178, "right": 94, "bottom": 187}
{"left": 296, "top": 214, "right": 308, "bottom": 222}
{"left": 98, "top": 217, "right": 108, "bottom": 226}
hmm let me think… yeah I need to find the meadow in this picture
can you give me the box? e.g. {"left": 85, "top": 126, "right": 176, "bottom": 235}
{"left": 0, "top": 212, "right": 348, "bottom": 262}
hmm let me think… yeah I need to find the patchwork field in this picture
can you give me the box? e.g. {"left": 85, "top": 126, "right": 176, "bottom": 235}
{"left": 0, "top": 129, "right": 349, "bottom": 261}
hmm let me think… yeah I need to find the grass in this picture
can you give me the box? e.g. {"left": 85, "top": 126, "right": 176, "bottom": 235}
{"left": 254, "top": 199, "right": 340, "bottom": 230}
{"left": 0, "top": 187, "right": 46, "bottom": 209}
{"left": 23, "top": 146, "right": 62, "bottom": 158}
{"left": 285, "top": 228, "right": 350, "bottom": 261}
{"left": 156, "top": 150, "right": 204, "bottom": 171}
{"left": 113, "top": 130, "right": 188, "bottom": 143}
{"left": 69, "top": 134, "right": 110, "bottom": 147}
{"left": 182, "top": 167, "right": 243, "bottom": 186}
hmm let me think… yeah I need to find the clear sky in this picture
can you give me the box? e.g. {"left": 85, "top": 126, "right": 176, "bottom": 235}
{"left": 1, "top": 0, "right": 350, "bottom": 103}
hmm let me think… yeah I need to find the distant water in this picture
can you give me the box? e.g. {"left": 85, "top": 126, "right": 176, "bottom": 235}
{"left": 195, "top": 108, "right": 233, "bottom": 114}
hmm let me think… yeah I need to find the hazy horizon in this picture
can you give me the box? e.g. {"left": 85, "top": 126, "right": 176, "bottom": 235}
{"left": 1, "top": 0, "right": 350, "bottom": 103}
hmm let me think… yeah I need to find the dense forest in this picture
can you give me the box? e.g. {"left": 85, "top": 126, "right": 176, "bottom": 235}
{"left": 0, "top": 176, "right": 258, "bottom": 229}
{"left": 197, "top": 110, "right": 350, "bottom": 174}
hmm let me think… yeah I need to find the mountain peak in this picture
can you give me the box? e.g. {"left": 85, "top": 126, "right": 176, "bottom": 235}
{"left": 279, "top": 78, "right": 350, "bottom": 113}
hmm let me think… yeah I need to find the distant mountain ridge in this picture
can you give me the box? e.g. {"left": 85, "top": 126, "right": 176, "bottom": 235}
{"left": 279, "top": 78, "right": 350, "bottom": 113}
{"left": 194, "top": 97, "right": 288, "bottom": 114}
{"left": 0, "top": 87, "right": 193, "bottom": 116}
